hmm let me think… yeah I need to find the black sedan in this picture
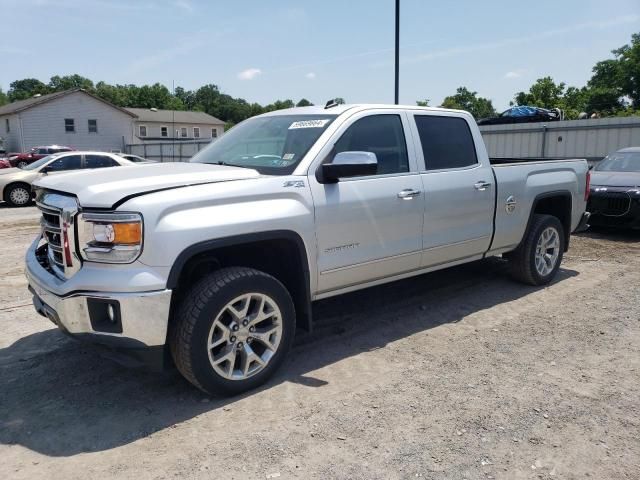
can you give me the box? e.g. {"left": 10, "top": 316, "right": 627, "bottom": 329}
{"left": 588, "top": 147, "right": 640, "bottom": 229}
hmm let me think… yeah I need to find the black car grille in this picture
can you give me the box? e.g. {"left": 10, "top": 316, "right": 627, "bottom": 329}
{"left": 590, "top": 192, "right": 631, "bottom": 216}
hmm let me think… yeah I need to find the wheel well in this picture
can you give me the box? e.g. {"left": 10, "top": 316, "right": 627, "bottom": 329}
{"left": 168, "top": 233, "right": 312, "bottom": 332}
{"left": 532, "top": 193, "right": 572, "bottom": 251}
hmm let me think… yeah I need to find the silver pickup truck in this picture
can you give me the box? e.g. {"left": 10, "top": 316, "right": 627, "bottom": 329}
{"left": 26, "top": 104, "right": 590, "bottom": 395}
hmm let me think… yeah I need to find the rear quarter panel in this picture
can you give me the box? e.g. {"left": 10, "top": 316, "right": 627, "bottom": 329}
{"left": 490, "top": 160, "right": 588, "bottom": 253}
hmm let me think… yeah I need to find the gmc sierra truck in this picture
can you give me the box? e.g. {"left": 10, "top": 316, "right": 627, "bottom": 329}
{"left": 26, "top": 104, "right": 590, "bottom": 396}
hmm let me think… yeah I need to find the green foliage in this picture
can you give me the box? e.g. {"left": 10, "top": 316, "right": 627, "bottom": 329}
{"left": 0, "top": 88, "right": 7, "bottom": 106}
{"left": 49, "top": 74, "right": 94, "bottom": 91}
{"left": 7, "top": 78, "right": 49, "bottom": 101}
{"left": 513, "top": 77, "right": 566, "bottom": 109}
{"left": 416, "top": 99, "right": 430, "bottom": 107}
{"left": 334, "top": 97, "right": 346, "bottom": 105}
{"left": 440, "top": 87, "right": 496, "bottom": 119}
{"left": 296, "top": 98, "right": 313, "bottom": 107}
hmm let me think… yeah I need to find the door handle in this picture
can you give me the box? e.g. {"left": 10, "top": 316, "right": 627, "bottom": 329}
{"left": 397, "top": 189, "right": 421, "bottom": 199}
{"left": 474, "top": 181, "right": 492, "bottom": 191}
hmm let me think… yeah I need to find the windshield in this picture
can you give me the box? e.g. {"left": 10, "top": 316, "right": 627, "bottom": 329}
{"left": 190, "top": 114, "right": 337, "bottom": 175}
{"left": 595, "top": 152, "right": 640, "bottom": 172}
{"left": 22, "top": 154, "right": 58, "bottom": 171}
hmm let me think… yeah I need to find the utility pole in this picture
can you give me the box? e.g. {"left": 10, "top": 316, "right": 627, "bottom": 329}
{"left": 394, "top": 0, "right": 400, "bottom": 104}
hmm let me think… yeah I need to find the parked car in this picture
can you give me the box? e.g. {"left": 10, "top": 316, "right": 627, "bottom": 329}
{"left": 8, "top": 145, "right": 74, "bottom": 169}
{"left": 587, "top": 147, "right": 640, "bottom": 229}
{"left": 26, "top": 104, "right": 589, "bottom": 396}
{"left": 477, "top": 106, "right": 563, "bottom": 126}
{"left": 119, "top": 153, "right": 156, "bottom": 163}
{"left": 0, "top": 159, "right": 10, "bottom": 169}
{"left": 1, "top": 151, "right": 132, "bottom": 207}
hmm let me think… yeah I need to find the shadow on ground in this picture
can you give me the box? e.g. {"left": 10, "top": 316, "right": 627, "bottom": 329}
{"left": 0, "top": 257, "right": 577, "bottom": 457}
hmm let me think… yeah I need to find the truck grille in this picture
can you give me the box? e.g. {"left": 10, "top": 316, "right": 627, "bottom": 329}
{"left": 39, "top": 203, "right": 65, "bottom": 270}
{"left": 35, "top": 190, "right": 80, "bottom": 279}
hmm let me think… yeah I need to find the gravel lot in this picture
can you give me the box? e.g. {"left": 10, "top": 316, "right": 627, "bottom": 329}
{"left": 1, "top": 204, "right": 639, "bottom": 480}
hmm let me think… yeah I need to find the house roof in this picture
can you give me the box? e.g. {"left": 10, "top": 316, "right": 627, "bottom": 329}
{"left": 0, "top": 88, "right": 136, "bottom": 117}
{"left": 125, "top": 108, "right": 225, "bottom": 125}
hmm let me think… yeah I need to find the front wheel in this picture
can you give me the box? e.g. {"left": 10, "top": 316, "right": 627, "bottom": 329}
{"left": 508, "top": 214, "right": 565, "bottom": 285}
{"left": 4, "top": 183, "right": 32, "bottom": 207}
{"left": 170, "top": 267, "right": 295, "bottom": 396}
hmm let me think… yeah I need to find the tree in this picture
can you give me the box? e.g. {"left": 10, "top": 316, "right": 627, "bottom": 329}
{"left": 440, "top": 87, "right": 496, "bottom": 119}
{"left": 0, "top": 88, "right": 7, "bottom": 106}
{"left": 416, "top": 99, "right": 430, "bottom": 107}
{"left": 334, "top": 97, "right": 345, "bottom": 104}
{"left": 512, "top": 77, "right": 566, "bottom": 109}
{"left": 48, "top": 74, "right": 94, "bottom": 92}
{"left": 296, "top": 98, "right": 313, "bottom": 107}
{"left": 7, "top": 78, "right": 49, "bottom": 101}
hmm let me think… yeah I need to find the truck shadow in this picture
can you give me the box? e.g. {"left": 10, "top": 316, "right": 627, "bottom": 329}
{"left": 0, "top": 258, "right": 578, "bottom": 457}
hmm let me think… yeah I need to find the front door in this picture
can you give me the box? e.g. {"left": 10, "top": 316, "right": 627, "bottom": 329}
{"left": 309, "top": 112, "right": 425, "bottom": 295}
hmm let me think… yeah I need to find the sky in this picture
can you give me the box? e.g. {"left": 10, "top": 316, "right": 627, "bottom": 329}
{"left": 1, "top": 0, "right": 639, "bottom": 111}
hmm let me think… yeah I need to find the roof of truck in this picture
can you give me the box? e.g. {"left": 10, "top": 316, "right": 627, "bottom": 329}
{"left": 261, "top": 104, "right": 467, "bottom": 117}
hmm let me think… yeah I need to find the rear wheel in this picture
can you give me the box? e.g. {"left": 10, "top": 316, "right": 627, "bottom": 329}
{"left": 170, "top": 267, "right": 295, "bottom": 396}
{"left": 16, "top": 160, "right": 29, "bottom": 169}
{"left": 508, "top": 214, "right": 565, "bottom": 285}
{"left": 4, "top": 183, "right": 32, "bottom": 207}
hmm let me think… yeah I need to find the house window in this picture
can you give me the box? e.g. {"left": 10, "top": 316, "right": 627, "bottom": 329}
{"left": 5, "top": 118, "right": 9, "bottom": 133}
{"left": 193, "top": 127, "right": 200, "bottom": 138}
{"left": 64, "top": 118, "right": 75, "bottom": 133}
{"left": 88, "top": 119, "right": 98, "bottom": 133}
{"left": 161, "top": 126, "right": 168, "bottom": 137}
{"left": 180, "top": 127, "right": 188, "bottom": 138}
{"left": 139, "top": 125, "right": 147, "bottom": 137}
{"left": 211, "top": 128, "right": 217, "bottom": 138}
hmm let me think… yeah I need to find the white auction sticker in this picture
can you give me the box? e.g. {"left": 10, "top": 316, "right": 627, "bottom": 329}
{"left": 289, "top": 119, "right": 330, "bottom": 129}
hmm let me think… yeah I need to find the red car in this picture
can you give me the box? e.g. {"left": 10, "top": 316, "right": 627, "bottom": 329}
{"left": 7, "top": 145, "right": 74, "bottom": 168}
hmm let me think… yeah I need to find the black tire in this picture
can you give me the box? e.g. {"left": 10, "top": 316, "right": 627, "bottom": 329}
{"left": 4, "top": 183, "right": 32, "bottom": 207}
{"left": 170, "top": 267, "right": 295, "bottom": 396}
{"left": 508, "top": 214, "right": 565, "bottom": 286}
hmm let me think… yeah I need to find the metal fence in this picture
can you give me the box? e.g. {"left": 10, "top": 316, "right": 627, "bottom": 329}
{"left": 124, "top": 140, "right": 213, "bottom": 162}
{"left": 479, "top": 116, "right": 640, "bottom": 162}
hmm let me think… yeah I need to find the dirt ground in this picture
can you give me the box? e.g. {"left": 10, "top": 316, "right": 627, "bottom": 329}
{"left": 1, "top": 204, "right": 639, "bottom": 480}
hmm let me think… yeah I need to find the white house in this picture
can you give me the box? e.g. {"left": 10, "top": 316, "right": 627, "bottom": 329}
{"left": 0, "top": 89, "right": 226, "bottom": 154}
{"left": 0, "top": 89, "right": 135, "bottom": 153}
{"left": 126, "top": 108, "right": 225, "bottom": 142}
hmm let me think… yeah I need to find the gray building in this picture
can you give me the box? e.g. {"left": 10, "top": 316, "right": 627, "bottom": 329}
{"left": 0, "top": 89, "right": 135, "bottom": 153}
{"left": 126, "top": 108, "right": 225, "bottom": 142}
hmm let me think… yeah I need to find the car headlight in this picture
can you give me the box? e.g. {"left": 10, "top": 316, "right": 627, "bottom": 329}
{"left": 78, "top": 212, "right": 143, "bottom": 263}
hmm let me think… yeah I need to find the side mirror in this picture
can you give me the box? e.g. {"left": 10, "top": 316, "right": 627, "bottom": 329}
{"left": 40, "top": 166, "right": 50, "bottom": 174}
{"left": 317, "top": 151, "right": 378, "bottom": 184}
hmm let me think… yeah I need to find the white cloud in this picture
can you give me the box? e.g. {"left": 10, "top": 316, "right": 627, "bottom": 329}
{"left": 305, "top": 72, "right": 316, "bottom": 80}
{"left": 504, "top": 70, "right": 525, "bottom": 79}
{"left": 237, "top": 68, "right": 262, "bottom": 80}
{"left": 173, "top": 0, "right": 193, "bottom": 13}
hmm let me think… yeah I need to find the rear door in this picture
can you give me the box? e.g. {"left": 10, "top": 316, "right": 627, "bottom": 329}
{"left": 408, "top": 113, "right": 494, "bottom": 267}
{"left": 309, "top": 111, "right": 425, "bottom": 294}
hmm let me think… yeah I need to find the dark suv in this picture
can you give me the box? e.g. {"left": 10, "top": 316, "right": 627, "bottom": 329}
{"left": 8, "top": 145, "right": 74, "bottom": 168}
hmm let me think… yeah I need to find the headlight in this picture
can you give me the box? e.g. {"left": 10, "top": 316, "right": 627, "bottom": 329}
{"left": 78, "top": 212, "right": 143, "bottom": 263}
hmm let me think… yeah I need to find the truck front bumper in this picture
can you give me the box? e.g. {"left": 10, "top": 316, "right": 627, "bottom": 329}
{"left": 25, "top": 239, "right": 173, "bottom": 370}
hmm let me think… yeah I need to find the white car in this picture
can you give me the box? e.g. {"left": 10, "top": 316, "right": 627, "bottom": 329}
{"left": 0, "top": 151, "right": 133, "bottom": 207}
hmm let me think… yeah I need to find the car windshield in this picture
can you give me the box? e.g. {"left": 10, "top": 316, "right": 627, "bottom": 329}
{"left": 190, "top": 114, "right": 337, "bottom": 175}
{"left": 595, "top": 152, "right": 640, "bottom": 172}
{"left": 22, "top": 154, "right": 58, "bottom": 171}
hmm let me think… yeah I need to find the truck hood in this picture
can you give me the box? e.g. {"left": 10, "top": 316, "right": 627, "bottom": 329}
{"left": 591, "top": 171, "right": 640, "bottom": 188}
{"left": 33, "top": 162, "right": 262, "bottom": 208}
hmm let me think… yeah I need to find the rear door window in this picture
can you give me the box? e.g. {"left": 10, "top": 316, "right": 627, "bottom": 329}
{"left": 414, "top": 115, "right": 478, "bottom": 170}
{"left": 85, "top": 154, "right": 118, "bottom": 168}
